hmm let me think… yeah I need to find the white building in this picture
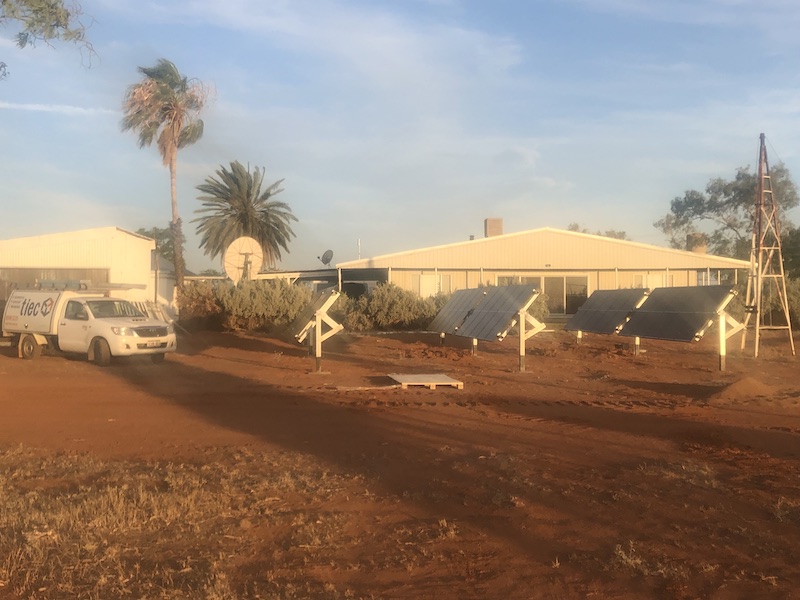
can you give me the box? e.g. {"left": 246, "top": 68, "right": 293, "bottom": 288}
{"left": 337, "top": 224, "right": 750, "bottom": 315}
{"left": 0, "top": 227, "right": 176, "bottom": 311}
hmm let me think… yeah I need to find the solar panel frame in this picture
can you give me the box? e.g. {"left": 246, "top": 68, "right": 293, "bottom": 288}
{"left": 292, "top": 288, "right": 340, "bottom": 342}
{"left": 428, "top": 288, "right": 487, "bottom": 335}
{"left": 618, "top": 285, "right": 735, "bottom": 342}
{"left": 564, "top": 288, "right": 649, "bottom": 335}
{"left": 456, "top": 285, "right": 539, "bottom": 341}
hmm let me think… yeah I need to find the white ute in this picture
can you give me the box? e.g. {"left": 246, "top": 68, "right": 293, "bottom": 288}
{"left": 1, "top": 290, "right": 177, "bottom": 365}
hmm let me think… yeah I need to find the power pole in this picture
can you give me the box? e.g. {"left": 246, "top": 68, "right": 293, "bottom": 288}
{"left": 741, "top": 133, "right": 796, "bottom": 357}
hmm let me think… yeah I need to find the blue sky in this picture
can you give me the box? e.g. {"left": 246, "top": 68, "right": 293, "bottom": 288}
{"left": 3, "top": 0, "right": 800, "bottom": 272}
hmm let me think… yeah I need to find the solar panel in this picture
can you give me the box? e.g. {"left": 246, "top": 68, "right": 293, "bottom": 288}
{"left": 456, "top": 285, "right": 539, "bottom": 341}
{"left": 292, "top": 288, "right": 340, "bottom": 343}
{"left": 619, "top": 285, "right": 735, "bottom": 342}
{"left": 564, "top": 288, "right": 649, "bottom": 335}
{"left": 428, "top": 288, "right": 487, "bottom": 335}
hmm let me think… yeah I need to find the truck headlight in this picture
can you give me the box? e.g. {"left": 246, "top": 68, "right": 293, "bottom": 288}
{"left": 167, "top": 323, "right": 175, "bottom": 334}
{"left": 111, "top": 327, "right": 134, "bottom": 336}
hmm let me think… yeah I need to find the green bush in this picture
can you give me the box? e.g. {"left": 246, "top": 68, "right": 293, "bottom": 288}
{"left": 338, "top": 283, "right": 440, "bottom": 332}
{"left": 179, "top": 280, "right": 225, "bottom": 330}
{"left": 180, "top": 279, "right": 312, "bottom": 332}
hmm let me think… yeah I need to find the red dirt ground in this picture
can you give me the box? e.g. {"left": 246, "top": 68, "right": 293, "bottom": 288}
{"left": 2, "top": 327, "right": 800, "bottom": 599}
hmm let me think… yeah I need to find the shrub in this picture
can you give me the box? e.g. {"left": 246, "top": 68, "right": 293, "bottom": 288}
{"left": 180, "top": 279, "right": 312, "bottom": 332}
{"left": 340, "top": 283, "right": 439, "bottom": 332}
{"left": 179, "top": 280, "right": 225, "bottom": 330}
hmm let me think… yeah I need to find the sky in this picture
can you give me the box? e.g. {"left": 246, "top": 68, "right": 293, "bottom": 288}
{"left": 3, "top": 0, "right": 800, "bottom": 272}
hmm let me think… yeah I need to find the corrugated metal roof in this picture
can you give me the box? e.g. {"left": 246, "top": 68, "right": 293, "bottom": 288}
{"left": 0, "top": 226, "right": 152, "bottom": 245}
{"left": 0, "top": 227, "right": 155, "bottom": 270}
{"left": 336, "top": 227, "right": 750, "bottom": 270}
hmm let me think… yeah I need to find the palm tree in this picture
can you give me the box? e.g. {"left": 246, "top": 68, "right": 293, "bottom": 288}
{"left": 193, "top": 160, "right": 297, "bottom": 267}
{"left": 121, "top": 58, "right": 208, "bottom": 289}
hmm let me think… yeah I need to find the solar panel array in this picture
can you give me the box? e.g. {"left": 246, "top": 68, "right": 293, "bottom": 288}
{"left": 457, "top": 285, "right": 539, "bottom": 341}
{"left": 566, "top": 285, "right": 736, "bottom": 343}
{"left": 619, "top": 285, "right": 735, "bottom": 342}
{"left": 564, "top": 288, "right": 649, "bottom": 335}
{"left": 429, "top": 285, "right": 539, "bottom": 342}
{"left": 428, "top": 288, "right": 485, "bottom": 335}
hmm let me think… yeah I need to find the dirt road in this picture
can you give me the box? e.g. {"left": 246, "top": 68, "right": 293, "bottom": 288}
{"left": 1, "top": 329, "right": 799, "bottom": 598}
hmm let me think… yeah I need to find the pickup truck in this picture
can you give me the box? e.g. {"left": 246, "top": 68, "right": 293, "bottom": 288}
{"left": 1, "top": 290, "right": 177, "bottom": 365}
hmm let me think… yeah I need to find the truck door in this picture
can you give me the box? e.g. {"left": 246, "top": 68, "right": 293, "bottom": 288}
{"left": 58, "top": 300, "right": 92, "bottom": 352}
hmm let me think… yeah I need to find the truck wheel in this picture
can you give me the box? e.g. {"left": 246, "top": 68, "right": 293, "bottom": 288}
{"left": 150, "top": 353, "right": 166, "bottom": 364}
{"left": 93, "top": 338, "right": 112, "bottom": 366}
{"left": 20, "top": 334, "right": 42, "bottom": 360}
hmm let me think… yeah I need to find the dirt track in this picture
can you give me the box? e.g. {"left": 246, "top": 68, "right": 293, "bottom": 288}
{"left": 1, "top": 329, "right": 800, "bottom": 598}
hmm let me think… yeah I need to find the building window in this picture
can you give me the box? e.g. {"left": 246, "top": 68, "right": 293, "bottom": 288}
{"left": 520, "top": 276, "right": 542, "bottom": 290}
{"left": 543, "top": 275, "right": 588, "bottom": 315}
{"left": 566, "top": 276, "right": 588, "bottom": 314}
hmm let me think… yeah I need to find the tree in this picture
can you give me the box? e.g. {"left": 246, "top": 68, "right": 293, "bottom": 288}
{"left": 654, "top": 164, "right": 799, "bottom": 259}
{"left": 782, "top": 228, "right": 800, "bottom": 280}
{"left": 193, "top": 160, "right": 297, "bottom": 266}
{"left": 567, "top": 223, "right": 629, "bottom": 240}
{"left": 1, "top": 0, "right": 92, "bottom": 80}
{"left": 136, "top": 226, "right": 174, "bottom": 264}
{"left": 121, "top": 59, "right": 209, "bottom": 290}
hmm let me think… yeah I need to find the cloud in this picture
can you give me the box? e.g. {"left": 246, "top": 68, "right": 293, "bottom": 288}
{"left": 565, "top": 0, "right": 800, "bottom": 43}
{"left": 0, "top": 101, "right": 116, "bottom": 116}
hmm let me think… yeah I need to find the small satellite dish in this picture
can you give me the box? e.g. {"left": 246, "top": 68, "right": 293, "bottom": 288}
{"left": 318, "top": 249, "right": 334, "bottom": 267}
{"left": 223, "top": 236, "right": 264, "bottom": 284}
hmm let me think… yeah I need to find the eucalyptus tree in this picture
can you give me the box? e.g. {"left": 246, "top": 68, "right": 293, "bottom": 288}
{"left": 121, "top": 58, "right": 208, "bottom": 288}
{"left": 194, "top": 160, "right": 297, "bottom": 267}
{"left": 654, "top": 164, "right": 799, "bottom": 259}
{"left": 1, "top": 0, "right": 93, "bottom": 80}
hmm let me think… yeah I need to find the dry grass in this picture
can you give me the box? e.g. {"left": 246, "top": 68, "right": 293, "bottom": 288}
{"left": 0, "top": 444, "right": 482, "bottom": 599}
{"left": 0, "top": 444, "right": 363, "bottom": 599}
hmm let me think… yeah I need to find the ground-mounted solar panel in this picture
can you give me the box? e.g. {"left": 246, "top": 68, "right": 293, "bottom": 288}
{"left": 292, "top": 288, "right": 340, "bottom": 343}
{"left": 565, "top": 288, "right": 649, "bottom": 335}
{"left": 428, "top": 288, "right": 487, "bottom": 335}
{"left": 619, "top": 285, "right": 735, "bottom": 342}
{"left": 456, "top": 285, "right": 539, "bottom": 341}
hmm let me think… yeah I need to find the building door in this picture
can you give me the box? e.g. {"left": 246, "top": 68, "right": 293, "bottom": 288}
{"left": 544, "top": 277, "right": 565, "bottom": 314}
{"left": 419, "top": 274, "right": 438, "bottom": 298}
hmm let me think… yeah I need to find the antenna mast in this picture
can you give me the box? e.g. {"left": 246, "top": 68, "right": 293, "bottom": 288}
{"left": 740, "top": 133, "right": 795, "bottom": 357}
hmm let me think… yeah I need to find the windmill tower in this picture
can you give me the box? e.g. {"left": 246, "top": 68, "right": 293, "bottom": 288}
{"left": 741, "top": 133, "right": 795, "bottom": 357}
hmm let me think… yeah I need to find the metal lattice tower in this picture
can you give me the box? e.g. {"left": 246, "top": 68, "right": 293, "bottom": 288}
{"left": 741, "top": 133, "right": 795, "bottom": 357}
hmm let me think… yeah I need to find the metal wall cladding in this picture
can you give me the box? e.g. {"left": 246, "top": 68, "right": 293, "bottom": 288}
{"left": 0, "top": 227, "right": 154, "bottom": 289}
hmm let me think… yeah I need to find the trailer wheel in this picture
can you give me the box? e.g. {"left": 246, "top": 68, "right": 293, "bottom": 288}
{"left": 93, "top": 338, "right": 112, "bottom": 366}
{"left": 20, "top": 334, "right": 42, "bottom": 360}
{"left": 150, "top": 353, "right": 166, "bottom": 364}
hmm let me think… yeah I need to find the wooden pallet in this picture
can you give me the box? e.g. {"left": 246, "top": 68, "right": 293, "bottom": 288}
{"left": 387, "top": 373, "right": 464, "bottom": 390}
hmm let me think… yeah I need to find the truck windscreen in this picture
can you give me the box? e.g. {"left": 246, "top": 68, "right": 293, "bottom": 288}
{"left": 86, "top": 300, "right": 146, "bottom": 319}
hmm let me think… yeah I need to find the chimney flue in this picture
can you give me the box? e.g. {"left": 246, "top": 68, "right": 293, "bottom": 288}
{"left": 484, "top": 218, "right": 503, "bottom": 238}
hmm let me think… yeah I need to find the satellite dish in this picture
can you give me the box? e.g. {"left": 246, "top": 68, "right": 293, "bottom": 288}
{"left": 223, "top": 236, "right": 264, "bottom": 284}
{"left": 318, "top": 249, "right": 334, "bottom": 267}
